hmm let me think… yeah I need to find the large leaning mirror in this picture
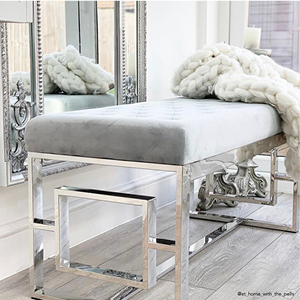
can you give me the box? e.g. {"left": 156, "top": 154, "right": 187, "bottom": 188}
{"left": 0, "top": 1, "right": 147, "bottom": 187}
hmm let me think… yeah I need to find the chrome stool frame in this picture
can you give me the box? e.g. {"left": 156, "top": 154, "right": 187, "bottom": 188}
{"left": 191, "top": 146, "right": 299, "bottom": 233}
{"left": 55, "top": 186, "right": 157, "bottom": 290}
{"left": 28, "top": 133, "right": 299, "bottom": 300}
{"left": 29, "top": 153, "right": 191, "bottom": 300}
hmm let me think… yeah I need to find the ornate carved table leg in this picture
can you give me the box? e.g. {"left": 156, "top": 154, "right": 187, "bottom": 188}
{"left": 228, "top": 159, "right": 268, "bottom": 197}
{"left": 197, "top": 159, "right": 268, "bottom": 211}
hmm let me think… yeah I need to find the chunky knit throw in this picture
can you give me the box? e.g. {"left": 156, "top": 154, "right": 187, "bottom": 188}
{"left": 171, "top": 43, "right": 300, "bottom": 182}
{"left": 10, "top": 45, "right": 114, "bottom": 95}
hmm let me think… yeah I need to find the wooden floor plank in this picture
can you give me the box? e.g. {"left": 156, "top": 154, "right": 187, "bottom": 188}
{"left": 99, "top": 218, "right": 226, "bottom": 275}
{"left": 205, "top": 232, "right": 300, "bottom": 300}
{"left": 131, "top": 280, "right": 213, "bottom": 300}
{"left": 207, "top": 201, "right": 262, "bottom": 218}
{"left": 54, "top": 276, "right": 125, "bottom": 299}
{"left": 70, "top": 202, "right": 177, "bottom": 266}
{"left": 0, "top": 193, "right": 297, "bottom": 300}
{"left": 162, "top": 226, "right": 282, "bottom": 290}
{"left": 246, "top": 193, "right": 295, "bottom": 225}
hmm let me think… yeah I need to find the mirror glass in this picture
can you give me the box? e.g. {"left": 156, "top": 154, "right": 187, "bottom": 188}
{"left": 41, "top": 1, "right": 116, "bottom": 114}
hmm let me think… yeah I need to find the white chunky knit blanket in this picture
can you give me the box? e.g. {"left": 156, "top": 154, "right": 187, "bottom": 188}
{"left": 10, "top": 45, "right": 114, "bottom": 95}
{"left": 171, "top": 43, "right": 300, "bottom": 182}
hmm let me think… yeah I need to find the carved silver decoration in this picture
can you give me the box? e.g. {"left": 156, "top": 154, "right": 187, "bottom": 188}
{"left": 137, "top": 1, "right": 147, "bottom": 102}
{"left": 10, "top": 79, "right": 32, "bottom": 172}
{"left": 32, "top": 0, "right": 44, "bottom": 116}
{"left": 228, "top": 159, "right": 268, "bottom": 197}
{"left": 123, "top": 1, "right": 146, "bottom": 104}
{"left": 197, "top": 159, "right": 268, "bottom": 211}
{"left": 1, "top": 23, "right": 10, "bottom": 162}
{"left": 114, "top": 1, "right": 126, "bottom": 105}
{"left": 198, "top": 169, "right": 239, "bottom": 211}
{"left": 124, "top": 75, "right": 137, "bottom": 104}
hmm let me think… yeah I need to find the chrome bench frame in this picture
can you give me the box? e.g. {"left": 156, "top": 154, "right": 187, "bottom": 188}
{"left": 28, "top": 133, "right": 299, "bottom": 300}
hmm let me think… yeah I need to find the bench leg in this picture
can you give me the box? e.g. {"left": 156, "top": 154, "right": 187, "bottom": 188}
{"left": 28, "top": 158, "right": 45, "bottom": 297}
{"left": 175, "top": 166, "right": 191, "bottom": 300}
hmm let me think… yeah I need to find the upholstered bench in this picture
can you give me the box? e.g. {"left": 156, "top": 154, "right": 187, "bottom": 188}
{"left": 25, "top": 97, "right": 297, "bottom": 300}
{"left": 26, "top": 98, "right": 282, "bottom": 164}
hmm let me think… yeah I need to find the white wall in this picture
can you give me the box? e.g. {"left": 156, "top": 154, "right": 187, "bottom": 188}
{"left": 146, "top": 1, "right": 248, "bottom": 101}
{"left": 147, "top": 1, "right": 198, "bottom": 101}
{"left": 229, "top": 1, "right": 248, "bottom": 47}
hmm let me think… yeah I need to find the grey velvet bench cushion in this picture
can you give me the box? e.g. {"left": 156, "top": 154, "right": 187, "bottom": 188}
{"left": 25, "top": 97, "right": 282, "bottom": 165}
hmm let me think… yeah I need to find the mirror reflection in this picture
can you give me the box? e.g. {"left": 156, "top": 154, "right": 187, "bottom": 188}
{"left": 9, "top": 1, "right": 119, "bottom": 116}
{"left": 41, "top": 1, "right": 115, "bottom": 114}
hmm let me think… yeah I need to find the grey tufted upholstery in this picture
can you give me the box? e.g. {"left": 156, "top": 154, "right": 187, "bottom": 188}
{"left": 25, "top": 97, "right": 282, "bottom": 165}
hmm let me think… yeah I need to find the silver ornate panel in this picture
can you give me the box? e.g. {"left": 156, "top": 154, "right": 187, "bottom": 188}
{"left": 1, "top": 23, "right": 10, "bottom": 164}
{"left": 0, "top": 1, "right": 147, "bottom": 186}
{"left": 0, "top": 2, "right": 43, "bottom": 186}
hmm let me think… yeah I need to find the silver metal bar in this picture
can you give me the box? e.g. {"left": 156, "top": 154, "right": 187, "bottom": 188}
{"left": 205, "top": 173, "right": 214, "bottom": 195}
{"left": 28, "top": 152, "right": 182, "bottom": 173}
{"left": 147, "top": 242, "right": 176, "bottom": 253}
{"left": 274, "top": 172, "right": 294, "bottom": 182}
{"left": 55, "top": 186, "right": 155, "bottom": 206}
{"left": 242, "top": 219, "right": 296, "bottom": 232}
{"left": 58, "top": 195, "right": 70, "bottom": 268}
{"left": 206, "top": 192, "right": 271, "bottom": 205}
{"left": 270, "top": 148, "right": 278, "bottom": 206}
{"left": 190, "top": 211, "right": 237, "bottom": 223}
{"left": 191, "top": 211, "right": 299, "bottom": 233}
{"left": 188, "top": 219, "right": 241, "bottom": 258}
{"left": 114, "top": 217, "right": 241, "bottom": 300}
{"left": 34, "top": 218, "right": 55, "bottom": 226}
{"left": 29, "top": 157, "right": 45, "bottom": 297}
{"left": 28, "top": 145, "right": 298, "bottom": 300}
{"left": 190, "top": 180, "right": 195, "bottom": 211}
{"left": 143, "top": 197, "right": 157, "bottom": 289}
{"left": 292, "top": 181, "right": 299, "bottom": 232}
{"left": 54, "top": 185, "right": 157, "bottom": 291}
{"left": 57, "top": 262, "right": 145, "bottom": 290}
{"left": 33, "top": 223, "right": 55, "bottom": 232}
{"left": 154, "top": 218, "right": 240, "bottom": 279}
{"left": 70, "top": 262, "right": 143, "bottom": 282}
{"left": 32, "top": 287, "right": 92, "bottom": 300}
{"left": 189, "top": 133, "right": 286, "bottom": 181}
{"left": 174, "top": 166, "right": 190, "bottom": 300}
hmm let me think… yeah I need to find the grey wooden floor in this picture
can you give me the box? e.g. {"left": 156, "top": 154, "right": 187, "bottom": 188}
{"left": 0, "top": 193, "right": 299, "bottom": 300}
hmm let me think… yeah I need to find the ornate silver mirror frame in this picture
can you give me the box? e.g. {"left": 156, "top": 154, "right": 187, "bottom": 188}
{"left": 0, "top": 1, "right": 147, "bottom": 187}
